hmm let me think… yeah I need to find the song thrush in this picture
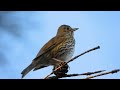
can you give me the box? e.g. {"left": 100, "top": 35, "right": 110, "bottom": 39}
{"left": 21, "top": 25, "right": 79, "bottom": 78}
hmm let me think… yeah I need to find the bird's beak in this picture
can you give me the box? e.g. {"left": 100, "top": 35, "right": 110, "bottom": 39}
{"left": 72, "top": 28, "right": 79, "bottom": 31}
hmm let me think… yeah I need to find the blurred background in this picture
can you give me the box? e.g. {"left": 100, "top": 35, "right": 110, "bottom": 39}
{"left": 0, "top": 11, "right": 120, "bottom": 79}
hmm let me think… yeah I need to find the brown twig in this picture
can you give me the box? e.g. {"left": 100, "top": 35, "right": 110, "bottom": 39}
{"left": 84, "top": 69, "right": 120, "bottom": 79}
{"left": 80, "top": 70, "right": 106, "bottom": 75}
{"left": 44, "top": 46, "right": 100, "bottom": 79}
{"left": 45, "top": 70, "right": 105, "bottom": 79}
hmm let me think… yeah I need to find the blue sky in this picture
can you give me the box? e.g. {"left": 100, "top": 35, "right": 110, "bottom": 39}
{"left": 0, "top": 11, "right": 120, "bottom": 79}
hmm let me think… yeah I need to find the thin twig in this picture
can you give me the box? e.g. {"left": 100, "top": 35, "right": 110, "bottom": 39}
{"left": 80, "top": 70, "right": 106, "bottom": 75}
{"left": 67, "top": 46, "right": 100, "bottom": 63}
{"left": 84, "top": 69, "right": 120, "bottom": 79}
{"left": 44, "top": 46, "right": 100, "bottom": 79}
{"left": 45, "top": 70, "right": 105, "bottom": 79}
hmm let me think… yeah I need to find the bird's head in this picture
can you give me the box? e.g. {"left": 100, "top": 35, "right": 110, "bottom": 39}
{"left": 56, "top": 25, "right": 79, "bottom": 36}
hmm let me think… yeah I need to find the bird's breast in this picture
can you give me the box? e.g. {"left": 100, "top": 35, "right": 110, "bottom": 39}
{"left": 54, "top": 38, "right": 75, "bottom": 62}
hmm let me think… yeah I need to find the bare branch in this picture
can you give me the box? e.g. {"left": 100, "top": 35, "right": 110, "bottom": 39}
{"left": 45, "top": 70, "right": 105, "bottom": 79}
{"left": 80, "top": 70, "right": 106, "bottom": 75}
{"left": 67, "top": 46, "right": 100, "bottom": 63}
{"left": 44, "top": 46, "right": 100, "bottom": 79}
{"left": 84, "top": 69, "right": 120, "bottom": 79}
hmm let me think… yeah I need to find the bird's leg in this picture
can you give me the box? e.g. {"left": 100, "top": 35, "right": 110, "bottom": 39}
{"left": 52, "top": 58, "right": 68, "bottom": 71}
{"left": 52, "top": 58, "right": 66, "bottom": 64}
{"left": 52, "top": 58, "right": 70, "bottom": 70}
{"left": 52, "top": 58, "right": 69, "bottom": 78}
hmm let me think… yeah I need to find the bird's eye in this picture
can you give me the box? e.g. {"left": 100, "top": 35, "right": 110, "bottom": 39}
{"left": 66, "top": 27, "right": 69, "bottom": 30}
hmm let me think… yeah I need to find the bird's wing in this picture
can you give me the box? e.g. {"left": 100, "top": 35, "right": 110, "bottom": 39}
{"left": 33, "top": 34, "right": 66, "bottom": 61}
{"left": 21, "top": 35, "right": 67, "bottom": 78}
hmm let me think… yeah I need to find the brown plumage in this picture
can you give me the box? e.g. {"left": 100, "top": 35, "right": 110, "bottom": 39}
{"left": 21, "top": 25, "right": 79, "bottom": 78}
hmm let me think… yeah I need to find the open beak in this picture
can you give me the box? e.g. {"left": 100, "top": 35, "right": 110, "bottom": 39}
{"left": 72, "top": 28, "right": 79, "bottom": 31}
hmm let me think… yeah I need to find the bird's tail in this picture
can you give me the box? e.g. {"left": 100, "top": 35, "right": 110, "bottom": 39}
{"left": 21, "top": 63, "right": 34, "bottom": 78}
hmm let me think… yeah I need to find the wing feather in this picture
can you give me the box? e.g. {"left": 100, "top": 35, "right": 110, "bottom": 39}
{"left": 33, "top": 34, "right": 67, "bottom": 62}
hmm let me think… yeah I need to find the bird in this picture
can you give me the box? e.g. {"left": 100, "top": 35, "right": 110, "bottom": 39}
{"left": 21, "top": 24, "right": 79, "bottom": 78}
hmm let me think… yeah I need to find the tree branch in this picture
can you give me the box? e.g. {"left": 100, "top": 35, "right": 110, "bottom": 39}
{"left": 44, "top": 46, "right": 100, "bottom": 79}
{"left": 84, "top": 69, "right": 120, "bottom": 79}
{"left": 45, "top": 70, "right": 105, "bottom": 79}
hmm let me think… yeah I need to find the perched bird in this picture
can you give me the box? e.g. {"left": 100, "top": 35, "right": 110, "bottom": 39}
{"left": 21, "top": 25, "right": 79, "bottom": 78}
